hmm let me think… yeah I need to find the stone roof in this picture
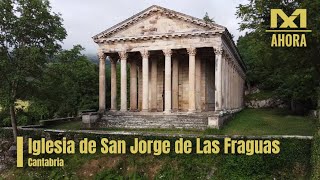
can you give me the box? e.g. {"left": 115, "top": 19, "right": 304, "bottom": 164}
{"left": 92, "top": 5, "right": 246, "bottom": 71}
{"left": 92, "top": 5, "right": 226, "bottom": 40}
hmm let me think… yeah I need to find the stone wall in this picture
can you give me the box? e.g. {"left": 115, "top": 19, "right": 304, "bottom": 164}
{"left": 206, "top": 57, "right": 215, "bottom": 111}
{"left": 178, "top": 54, "right": 189, "bottom": 111}
{"left": 134, "top": 49, "right": 216, "bottom": 112}
{"left": 156, "top": 56, "right": 164, "bottom": 111}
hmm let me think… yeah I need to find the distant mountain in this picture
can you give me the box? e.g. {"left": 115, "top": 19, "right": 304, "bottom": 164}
{"left": 85, "top": 54, "right": 99, "bottom": 64}
{"left": 85, "top": 54, "right": 111, "bottom": 65}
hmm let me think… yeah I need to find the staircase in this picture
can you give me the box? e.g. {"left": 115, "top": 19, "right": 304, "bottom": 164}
{"left": 98, "top": 114, "right": 210, "bottom": 129}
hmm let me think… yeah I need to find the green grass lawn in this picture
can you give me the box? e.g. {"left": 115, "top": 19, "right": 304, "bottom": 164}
{"left": 45, "top": 108, "right": 316, "bottom": 136}
{"left": 0, "top": 136, "right": 313, "bottom": 179}
{"left": 1, "top": 108, "right": 317, "bottom": 179}
{"left": 216, "top": 108, "right": 316, "bottom": 136}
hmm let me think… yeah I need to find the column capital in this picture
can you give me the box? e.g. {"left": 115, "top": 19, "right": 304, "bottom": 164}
{"left": 214, "top": 47, "right": 223, "bottom": 55}
{"left": 187, "top": 47, "right": 196, "bottom": 56}
{"left": 110, "top": 57, "right": 117, "bottom": 64}
{"left": 226, "top": 56, "right": 232, "bottom": 63}
{"left": 118, "top": 51, "right": 127, "bottom": 60}
{"left": 163, "top": 49, "right": 172, "bottom": 57}
{"left": 140, "top": 50, "right": 149, "bottom": 59}
{"left": 98, "top": 51, "right": 106, "bottom": 61}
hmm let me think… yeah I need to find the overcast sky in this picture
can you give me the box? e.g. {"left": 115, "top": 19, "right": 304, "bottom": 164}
{"left": 49, "top": 0, "right": 248, "bottom": 54}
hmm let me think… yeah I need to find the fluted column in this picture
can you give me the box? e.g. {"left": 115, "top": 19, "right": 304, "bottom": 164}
{"left": 238, "top": 72, "right": 240, "bottom": 108}
{"left": 188, "top": 47, "right": 196, "bottom": 112}
{"left": 110, "top": 58, "right": 117, "bottom": 111}
{"left": 214, "top": 48, "right": 223, "bottom": 111}
{"left": 234, "top": 65, "right": 236, "bottom": 109}
{"left": 231, "top": 64, "right": 235, "bottom": 109}
{"left": 130, "top": 60, "right": 138, "bottom": 111}
{"left": 229, "top": 63, "right": 231, "bottom": 109}
{"left": 163, "top": 49, "right": 172, "bottom": 113}
{"left": 150, "top": 58, "right": 158, "bottom": 111}
{"left": 172, "top": 57, "right": 179, "bottom": 112}
{"left": 195, "top": 55, "right": 201, "bottom": 111}
{"left": 238, "top": 71, "right": 240, "bottom": 108}
{"left": 98, "top": 51, "right": 106, "bottom": 112}
{"left": 236, "top": 70, "right": 238, "bottom": 108}
{"left": 240, "top": 76, "right": 242, "bottom": 108}
{"left": 141, "top": 50, "right": 149, "bottom": 112}
{"left": 226, "top": 58, "right": 230, "bottom": 110}
{"left": 119, "top": 51, "right": 127, "bottom": 112}
{"left": 222, "top": 54, "right": 226, "bottom": 110}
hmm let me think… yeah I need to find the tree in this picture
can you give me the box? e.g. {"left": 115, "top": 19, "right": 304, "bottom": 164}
{"left": 33, "top": 45, "right": 99, "bottom": 118}
{"left": 236, "top": 0, "right": 320, "bottom": 113}
{"left": 203, "top": 12, "right": 215, "bottom": 23}
{"left": 0, "top": 0, "right": 66, "bottom": 140}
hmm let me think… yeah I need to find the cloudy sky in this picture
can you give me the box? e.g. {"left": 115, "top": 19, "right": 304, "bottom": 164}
{"left": 49, "top": 0, "right": 248, "bottom": 54}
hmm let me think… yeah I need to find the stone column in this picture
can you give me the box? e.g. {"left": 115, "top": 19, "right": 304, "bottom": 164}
{"left": 98, "top": 51, "right": 106, "bottom": 112}
{"left": 237, "top": 70, "right": 240, "bottom": 108}
{"left": 141, "top": 50, "right": 149, "bottom": 112}
{"left": 234, "top": 66, "right": 236, "bottom": 109}
{"left": 130, "top": 60, "right": 137, "bottom": 111}
{"left": 110, "top": 58, "right": 117, "bottom": 111}
{"left": 119, "top": 51, "right": 128, "bottom": 112}
{"left": 163, "top": 49, "right": 172, "bottom": 113}
{"left": 214, "top": 48, "right": 223, "bottom": 111}
{"left": 236, "top": 70, "right": 238, "bottom": 109}
{"left": 172, "top": 57, "right": 179, "bottom": 112}
{"left": 195, "top": 55, "right": 201, "bottom": 111}
{"left": 231, "top": 64, "right": 235, "bottom": 109}
{"left": 240, "top": 76, "right": 243, "bottom": 108}
{"left": 150, "top": 58, "right": 157, "bottom": 111}
{"left": 228, "top": 59, "right": 232, "bottom": 110}
{"left": 226, "top": 58, "right": 230, "bottom": 110}
{"left": 222, "top": 55, "right": 226, "bottom": 110}
{"left": 234, "top": 65, "right": 238, "bottom": 109}
{"left": 238, "top": 71, "right": 240, "bottom": 108}
{"left": 187, "top": 47, "right": 196, "bottom": 112}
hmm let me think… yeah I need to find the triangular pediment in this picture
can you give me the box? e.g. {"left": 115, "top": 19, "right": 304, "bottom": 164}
{"left": 93, "top": 5, "right": 225, "bottom": 40}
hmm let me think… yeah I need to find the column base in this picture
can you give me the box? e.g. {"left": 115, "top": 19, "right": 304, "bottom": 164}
{"left": 164, "top": 110, "right": 172, "bottom": 114}
{"left": 120, "top": 109, "right": 127, "bottom": 112}
{"left": 98, "top": 109, "right": 106, "bottom": 114}
{"left": 188, "top": 109, "right": 196, "bottom": 113}
{"left": 109, "top": 109, "right": 117, "bottom": 112}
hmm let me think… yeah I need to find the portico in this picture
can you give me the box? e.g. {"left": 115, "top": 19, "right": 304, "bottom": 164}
{"left": 92, "top": 5, "right": 246, "bottom": 129}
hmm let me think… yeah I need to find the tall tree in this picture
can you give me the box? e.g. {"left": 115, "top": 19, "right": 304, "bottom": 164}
{"left": 33, "top": 45, "right": 99, "bottom": 118}
{"left": 0, "top": 0, "right": 66, "bottom": 140}
{"left": 203, "top": 12, "right": 215, "bottom": 23}
{"left": 236, "top": 0, "right": 320, "bottom": 113}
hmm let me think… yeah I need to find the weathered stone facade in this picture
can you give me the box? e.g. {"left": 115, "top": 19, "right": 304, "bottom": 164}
{"left": 91, "top": 5, "right": 246, "bottom": 129}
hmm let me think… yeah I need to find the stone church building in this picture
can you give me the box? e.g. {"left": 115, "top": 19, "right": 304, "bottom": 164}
{"left": 91, "top": 5, "right": 246, "bottom": 129}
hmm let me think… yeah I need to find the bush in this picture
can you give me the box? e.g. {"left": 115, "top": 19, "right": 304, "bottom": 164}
{"left": 312, "top": 129, "right": 320, "bottom": 179}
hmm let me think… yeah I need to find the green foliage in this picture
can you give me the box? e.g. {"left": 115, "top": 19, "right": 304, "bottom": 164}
{"left": 0, "top": 129, "right": 312, "bottom": 179}
{"left": 33, "top": 45, "right": 99, "bottom": 118}
{"left": 216, "top": 139, "right": 311, "bottom": 179}
{"left": 44, "top": 108, "right": 316, "bottom": 136}
{"left": 203, "top": 12, "right": 215, "bottom": 23}
{"left": 246, "top": 90, "right": 273, "bottom": 101}
{"left": 0, "top": 0, "right": 66, "bottom": 136}
{"left": 212, "top": 108, "right": 316, "bottom": 136}
{"left": 311, "top": 129, "right": 320, "bottom": 179}
{"left": 236, "top": 0, "right": 320, "bottom": 112}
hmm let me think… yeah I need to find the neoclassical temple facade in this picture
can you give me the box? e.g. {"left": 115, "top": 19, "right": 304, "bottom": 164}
{"left": 91, "top": 5, "right": 246, "bottom": 128}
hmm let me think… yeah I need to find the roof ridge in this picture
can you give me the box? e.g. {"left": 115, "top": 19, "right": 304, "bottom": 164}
{"left": 92, "top": 5, "right": 225, "bottom": 39}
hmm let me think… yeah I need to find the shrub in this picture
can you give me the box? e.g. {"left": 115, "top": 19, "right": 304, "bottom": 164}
{"left": 311, "top": 129, "right": 320, "bottom": 179}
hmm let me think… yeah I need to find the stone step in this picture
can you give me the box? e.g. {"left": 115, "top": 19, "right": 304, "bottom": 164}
{"left": 99, "top": 114, "right": 209, "bottom": 129}
{"left": 105, "top": 120, "right": 207, "bottom": 124}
